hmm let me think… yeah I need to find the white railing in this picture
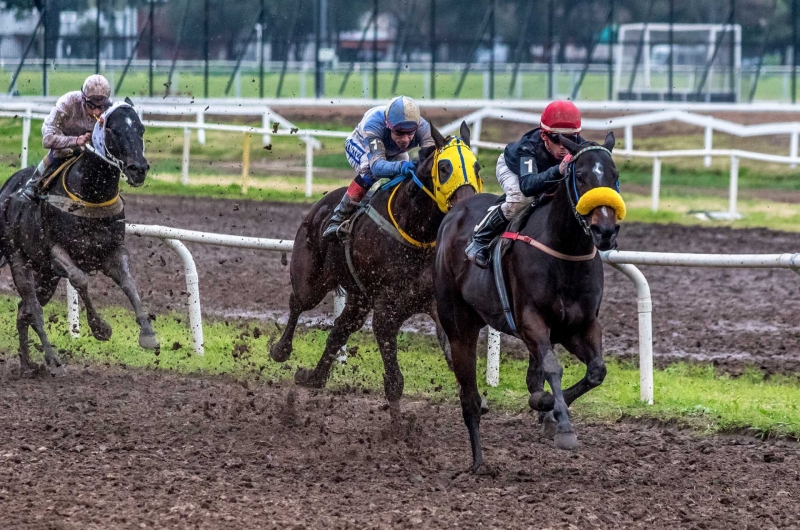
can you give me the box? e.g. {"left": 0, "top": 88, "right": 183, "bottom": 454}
{"left": 7, "top": 100, "right": 800, "bottom": 206}
{"left": 485, "top": 250, "right": 800, "bottom": 406}
{"left": 64, "top": 223, "right": 800, "bottom": 406}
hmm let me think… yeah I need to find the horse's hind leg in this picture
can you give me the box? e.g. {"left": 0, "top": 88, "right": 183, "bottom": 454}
{"left": 294, "top": 293, "right": 370, "bottom": 388}
{"left": 8, "top": 253, "right": 64, "bottom": 376}
{"left": 560, "top": 320, "right": 606, "bottom": 406}
{"left": 270, "top": 240, "right": 334, "bottom": 363}
{"left": 50, "top": 244, "right": 111, "bottom": 342}
{"left": 101, "top": 247, "right": 158, "bottom": 349}
{"left": 427, "top": 302, "right": 453, "bottom": 371}
{"left": 371, "top": 304, "right": 407, "bottom": 426}
{"left": 270, "top": 289, "right": 326, "bottom": 362}
{"left": 437, "top": 294, "right": 488, "bottom": 472}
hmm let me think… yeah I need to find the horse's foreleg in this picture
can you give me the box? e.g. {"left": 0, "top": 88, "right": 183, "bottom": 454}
{"left": 50, "top": 244, "right": 111, "bottom": 342}
{"left": 294, "top": 294, "right": 370, "bottom": 388}
{"left": 560, "top": 320, "right": 606, "bottom": 407}
{"left": 9, "top": 253, "right": 63, "bottom": 375}
{"left": 101, "top": 247, "right": 158, "bottom": 349}
{"left": 519, "top": 315, "right": 577, "bottom": 451}
{"left": 372, "top": 306, "right": 406, "bottom": 426}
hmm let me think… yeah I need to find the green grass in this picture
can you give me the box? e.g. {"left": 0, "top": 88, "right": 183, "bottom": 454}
{"left": 5, "top": 68, "right": 800, "bottom": 101}
{"left": 2, "top": 294, "right": 799, "bottom": 438}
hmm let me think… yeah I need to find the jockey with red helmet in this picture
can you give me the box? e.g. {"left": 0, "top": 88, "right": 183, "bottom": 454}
{"left": 465, "top": 100, "right": 585, "bottom": 268}
{"left": 322, "top": 95, "right": 435, "bottom": 241}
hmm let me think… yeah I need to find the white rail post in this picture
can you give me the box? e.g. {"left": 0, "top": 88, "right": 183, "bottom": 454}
{"left": 67, "top": 281, "right": 80, "bottom": 338}
{"left": 704, "top": 125, "right": 713, "bottom": 167}
{"left": 163, "top": 238, "right": 204, "bottom": 356}
{"left": 729, "top": 154, "right": 739, "bottom": 217}
{"left": 624, "top": 124, "right": 633, "bottom": 155}
{"left": 791, "top": 131, "right": 799, "bottom": 169}
{"left": 606, "top": 261, "right": 653, "bottom": 405}
{"left": 471, "top": 116, "right": 483, "bottom": 155}
{"left": 334, "top": 286, "right": 347, "bottom": 363}
{"left": 651, "top": 157, "right": 661, "bottom": 212}
{"left": 21, "top": 109, "right": 31, "bottom": 169}
{"left": 181, "top": 127, "right": 191, "bottom": 185}
{"left": 305, "top": 136, "right": 314, "bottom": 198}
{"left": 262, "top": 111, "right": 271, "bottom": 147}
{"left": 196, "top": 110, "right": 206, "bottom": 145}
{"left": 486, "top": 328, "right": 501, "bottom": 387}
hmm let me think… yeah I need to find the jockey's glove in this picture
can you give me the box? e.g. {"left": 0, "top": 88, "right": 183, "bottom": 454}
{"left": 399, "top": 161, "right": 415, "bottom": 177}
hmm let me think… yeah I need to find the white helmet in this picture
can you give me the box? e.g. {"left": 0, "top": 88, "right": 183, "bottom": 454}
{"left": 81, "top": 74, "right": 111, "bottom": 108}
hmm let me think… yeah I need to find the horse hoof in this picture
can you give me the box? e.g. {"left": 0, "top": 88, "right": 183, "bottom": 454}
{"left": 471, "top": 464, "right": 499, "bottom": 477}
{"left": 270, "top": 341, "right": 292, "bottom": 363}
{"left": 48, "top": 364, "right": 68, "bottom": 377}
{"left": 138, "top": 333, "right": 159, "bottom": 350}
{"left": 528, "top": 391, "right": 554, "bottom": 411}
{"left": 89, "top": 319, "right": 112, "bottom": 341}
{"left": 539, "top": 412, "right": 557, "bottom": 439}
{"left": 294, "top": 367, "right": 326, "bottom": 388}
{"left": 480, "top": 396, "right": 489, "bottom": 415}
{"left": 554, "top": 432, "right": 579, "bottom": 451}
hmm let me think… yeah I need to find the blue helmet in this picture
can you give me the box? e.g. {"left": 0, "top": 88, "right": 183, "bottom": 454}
{"left": 384, "top": 96, "right": 421, "bottom": 133}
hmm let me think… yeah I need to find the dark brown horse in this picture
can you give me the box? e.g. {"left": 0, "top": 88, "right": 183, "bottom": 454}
{"left": 434, "top": 133, "right": 624, "bottom": 471}
{"left": 0, "top": 102, "right": 157, "bottom": 376}
{"left": 270, "top": 122, "right": 481, "bottom": 421}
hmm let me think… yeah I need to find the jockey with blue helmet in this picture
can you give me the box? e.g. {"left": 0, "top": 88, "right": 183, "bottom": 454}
{"left": 322, "top": 95, "right": 435, "bottom": 241}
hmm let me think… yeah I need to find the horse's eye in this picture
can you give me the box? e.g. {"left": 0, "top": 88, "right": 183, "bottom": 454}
{"left": 438, "top": 159, "right": 453, "bottom": 184}
{"left": 473, "top": 161, "right": 481, "bottom": 177}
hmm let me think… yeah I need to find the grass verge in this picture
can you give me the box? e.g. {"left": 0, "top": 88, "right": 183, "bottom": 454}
{"left": 1, "top": 295, "right": 798, "bottom": 439}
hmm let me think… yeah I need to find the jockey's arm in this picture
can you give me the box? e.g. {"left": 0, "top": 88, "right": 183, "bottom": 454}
{"left": 365, "top": 136, "right": 405, "bottom": 177}
{"left": 518, "top": 159, "right": 563, "bottom": 197}
{"left": 42, "top": 104, "right": 81, "bottom": 150}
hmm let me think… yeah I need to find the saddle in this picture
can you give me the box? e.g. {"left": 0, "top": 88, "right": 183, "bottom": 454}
{"left": 41, "top": 154, "right": 82, "bottom": 193}
{"left": 488, "top": 193, "right": 553, "bottom": 337}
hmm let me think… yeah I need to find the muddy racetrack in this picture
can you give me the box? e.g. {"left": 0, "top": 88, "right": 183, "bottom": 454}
{"left": 2, "top": 364, "right": 800, "bottom": 529}
{"left": 1, "top": 194, "right": 800, "bottom": 528}
{"left": 3, "top": 193, "right": 797, "bottom": 373}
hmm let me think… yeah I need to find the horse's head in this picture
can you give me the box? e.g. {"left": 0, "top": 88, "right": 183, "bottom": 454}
{"left": 558, "top": 132, "right": 625, "bottom": 251}
{"left": 415, "top": 121, "right": 482, "bottom": 211}
{"left": 99, "top": 99, "right": 149, "bottom": 187}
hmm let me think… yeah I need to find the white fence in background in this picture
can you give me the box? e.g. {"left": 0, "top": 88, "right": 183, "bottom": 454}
{"left": 6, "top": 100, "right": 800, "bottom": 210}
{"left": 63, "top": 223, "right": 800, "bottom": 405}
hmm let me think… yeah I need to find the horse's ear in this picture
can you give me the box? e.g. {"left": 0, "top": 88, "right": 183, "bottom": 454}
{"left": 430, "top": 122, "right": 446, "bottom": 149}
{"left": 124, "top": 97, "right": 135, "bottom": 107}
{"left": 603, "top": 131, "right": 615, "bottom": 152}
{"left": 558, "top": 134, "right": 581, "bottom": 155}
{"left": 459, "top": 121, "right": 470, "bottom": 147}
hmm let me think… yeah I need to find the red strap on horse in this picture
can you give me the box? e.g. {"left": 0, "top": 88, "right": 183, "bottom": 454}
{"left": 501, "top": 232, "right": 597, "bottom": 262}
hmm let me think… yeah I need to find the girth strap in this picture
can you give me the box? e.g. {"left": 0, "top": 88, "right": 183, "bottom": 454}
{"left": 492, "top": 242, "right": 520, "bottom": 337}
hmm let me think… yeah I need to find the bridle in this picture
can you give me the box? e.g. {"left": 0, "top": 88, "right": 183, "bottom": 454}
{"left": 87, "top": 103, "right": 141, "bottom": 182}
{"left": 563, "top": 145, "right": 616, "bottom": 236}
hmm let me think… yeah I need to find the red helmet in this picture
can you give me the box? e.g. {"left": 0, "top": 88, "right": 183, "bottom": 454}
{"left": 540, "top": 100, "right": 581, "bottom": 134}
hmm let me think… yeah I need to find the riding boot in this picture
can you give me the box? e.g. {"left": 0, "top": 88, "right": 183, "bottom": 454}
{"left": 465, "top": 206, "right": 509, "bottom": 269}
{"left": 18, "top": 167, "right": 45, "bottom": 202}
{"left": 322, "top": 193, "right": 362, "bottom": 241}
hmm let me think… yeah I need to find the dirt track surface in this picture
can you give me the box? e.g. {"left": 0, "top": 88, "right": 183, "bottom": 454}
{"left": 0, "top": 193, "right": 799, "bottom": 373}
{"left": 1, "top": 363, "right": 799, "bottom": 529}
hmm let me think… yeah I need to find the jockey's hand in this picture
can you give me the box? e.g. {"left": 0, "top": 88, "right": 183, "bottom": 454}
{"left": 558, "top": 154, "right": 573, "bottom": 175}
{"left": 399, "top": 161, "right": 416, "bottom": 177}
{"left": 76, "top": 133, "right": 92, "bottom": 147}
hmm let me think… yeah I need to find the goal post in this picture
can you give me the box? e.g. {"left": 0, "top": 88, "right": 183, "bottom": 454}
{"left": 615, "top": 23, "right": 742, "bottom": 102}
